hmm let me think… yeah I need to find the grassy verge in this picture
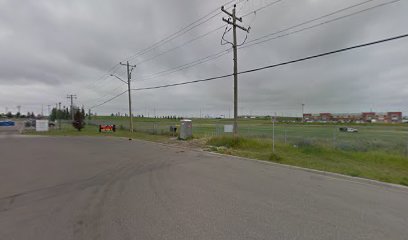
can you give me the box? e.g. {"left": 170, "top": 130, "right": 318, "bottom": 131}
{"left": 206, "top": 136, "right": 408, "bottom": 186}
{"left": 24, "top": 124, "right": 170, "bottom": 142}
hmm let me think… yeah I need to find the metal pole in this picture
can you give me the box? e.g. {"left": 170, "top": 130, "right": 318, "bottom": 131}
{"left": 333, "top": 125, "right": 337, "bottom": 148}
{"left": 58, "top": 102, "right": 61, "bottom": 130}
{"left": 272, "top": 115, "right": 275, "bottom": 153}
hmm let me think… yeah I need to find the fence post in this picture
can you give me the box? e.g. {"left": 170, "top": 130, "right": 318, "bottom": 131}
{"left": 406, "top": 139, "right": 408, "bottom": 157}
{"left": 333, "top": 125, "right": 337, "bottom": 149}
{"left": 272, "top": 116, "right": 275, "bottom": 153}
{"left": 284, "top": 125, "right": 287, "bottom": 144}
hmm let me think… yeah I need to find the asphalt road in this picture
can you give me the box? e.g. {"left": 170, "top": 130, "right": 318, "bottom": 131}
{"left": 0, "top": 136, "right": 407, "bottom": 240}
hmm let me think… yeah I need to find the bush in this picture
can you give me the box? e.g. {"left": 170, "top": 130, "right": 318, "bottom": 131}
{"left": 72, "top": 110, "right": 85, "bottom": 131}
{"left": 268, "top": 153, "right": 282, "bottom": 162}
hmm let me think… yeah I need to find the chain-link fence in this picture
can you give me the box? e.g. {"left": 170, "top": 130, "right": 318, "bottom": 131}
{"left": 213, "top": 123, "right": 408, "bottom": 157}
{"left": 82, "top": 118, "right": 408, "bottom": 156}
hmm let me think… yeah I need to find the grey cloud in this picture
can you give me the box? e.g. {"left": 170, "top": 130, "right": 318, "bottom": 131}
{"left": 0, "top": 0, "right": 407, "bottom": 116}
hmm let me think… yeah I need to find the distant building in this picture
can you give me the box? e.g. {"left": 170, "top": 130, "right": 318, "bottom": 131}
{"left": 387, "top": 112, "right": 403, "bottom": 123}
{"left": 303, "top": 112, "right": 403, "bottom": 123}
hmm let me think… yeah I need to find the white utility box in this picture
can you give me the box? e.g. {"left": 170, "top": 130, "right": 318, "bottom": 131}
{"left": 36, "top": 120, "right": 49, "bottom": 132}
{"left": 179, "top": 119, "right": 192, "bottom": 140}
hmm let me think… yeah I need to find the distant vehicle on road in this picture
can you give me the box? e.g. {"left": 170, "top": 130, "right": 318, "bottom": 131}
{"left": 0, "top": 120, "right": 15, "bottom": 127}
{"left": 339, "top": 127, "right": 358, "bottom": 133}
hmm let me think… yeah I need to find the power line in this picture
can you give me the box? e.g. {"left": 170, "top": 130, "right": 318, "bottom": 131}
{"left": 85, "top": 0, "right": 239, "bottom": 90}
{"left": 129, "top": 33, "right": 408, "bottom": 91}
{"left": 133, "top": 0, "right": 398, "bottom": 83}
{"left": 244, "top": 0, "right": 399, "bottom": 47}
{"left": 126, "top": 0, "right": 239, "bottom": 61}
{"left": 138, "top": 49, "right": 231, "bottom": 81}
{"left": 241, "top": 0, "right": 285, "bottom": 17}
{"left": 134, "top": 25, "right": 227, "bottom": 66}
{"left": 88, "top": 0, "right": 374, "bottom": 96}
{"left": 240, "top": 0, "right": 401, "bottom": 50}
{"left": 83, "top": 84, "right": 127, "bottom": 106}
{"left": 89, "top": 90, "right": 129, "bottom": 110}
{"left": 238, "top": 33, "right": 408, "bottom": 75}
{"left": 86, "top": 1, "right": 404, "bottom": 109}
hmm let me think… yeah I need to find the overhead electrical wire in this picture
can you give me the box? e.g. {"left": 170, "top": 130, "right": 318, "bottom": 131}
{"left": 89, "top": 33, "right": 408, "bottom": 109}
{"left": 126, "top": 33, "right": 408, "bottom": 92}
{"left": 127, "top": 0, "right": 240, "bottom": 61}
{"left": 89, "top": 90, "right": 129, "bottom": 110}
{"left": 241, "top": 0, "right": 285, "bottom": 17}
{"left": 138, "top": 49, "right": 231, "bottom": 81}
{"left": 88, "top": 0, "right": 403, "bottom": 109}
{"left": 85, "top": 0, "right": 240, "bottom": 89}
{"left": 83, "top": 84, "right": 127, "bottom": 106}
{"left": 134, "top": 24, "right": 227, "bottom": 65}
{"left": 132, "top": 0, "right": 399, "bottom": 83}
{"left": 87, "top": 0, "right": 285, "bottom": 90}
{"left": 244, "top": 0, "right": 398, "bottom": 47}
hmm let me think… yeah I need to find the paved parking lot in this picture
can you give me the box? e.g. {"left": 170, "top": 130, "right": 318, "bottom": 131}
{"left": 0, "top": 136, "right": 407, "bottom": 240}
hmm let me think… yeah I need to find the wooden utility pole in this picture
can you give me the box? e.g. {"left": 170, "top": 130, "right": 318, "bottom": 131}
{"left": 58, "top": 102, "right": 62, "bottom": 130}
{"left": 67, "top": 94, "right": 77, "bottom": 120}
{"left": 221, "top": 4, "right": 250, "bottom": 135}
{"left": 118, "top": 61, "right": 136, "bottom": 133}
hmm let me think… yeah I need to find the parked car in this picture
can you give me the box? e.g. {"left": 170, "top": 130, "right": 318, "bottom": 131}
{"left": 339, "top": 127, "right": 358, "bottom": 133}
{"left": 0, "top": 120, "right": 15, "bottom": 127}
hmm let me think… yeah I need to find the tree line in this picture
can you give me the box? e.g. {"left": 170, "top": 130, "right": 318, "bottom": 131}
{"left": 49, "top": 107, "right": 86, "bottom": 121}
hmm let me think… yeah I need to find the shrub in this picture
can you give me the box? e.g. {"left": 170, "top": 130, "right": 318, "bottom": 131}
{"left": 72, "top": 110, "right": 85, "bottom": 131}
{"left": 268, "top": 153, "right": 282, "bottom": 162}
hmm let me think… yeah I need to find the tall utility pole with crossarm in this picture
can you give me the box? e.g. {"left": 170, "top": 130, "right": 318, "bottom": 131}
{"left": 111, "top": 61, "right": 137, "bottom": 133}
{"left": 67, "top": 94, "right": 77, "bottom": 120}
{"left": 221, "top": 4, "right": 250, "bottom": 135}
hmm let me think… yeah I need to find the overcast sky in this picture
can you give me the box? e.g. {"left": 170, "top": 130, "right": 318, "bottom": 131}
{"left": 0, "top": 0, "right": 407, "bottom": 117}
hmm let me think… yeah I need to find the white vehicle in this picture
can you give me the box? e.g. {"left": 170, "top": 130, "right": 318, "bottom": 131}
{"left": 339, "top": 127, "right": 358, "bottom": 133}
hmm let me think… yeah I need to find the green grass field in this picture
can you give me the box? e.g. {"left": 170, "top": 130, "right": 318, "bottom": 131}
{"left": 207, "top": 136, "right": 408, "bottom": 186}
{"left": 89, "top": 116, "right": 408, "bottom": 156}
